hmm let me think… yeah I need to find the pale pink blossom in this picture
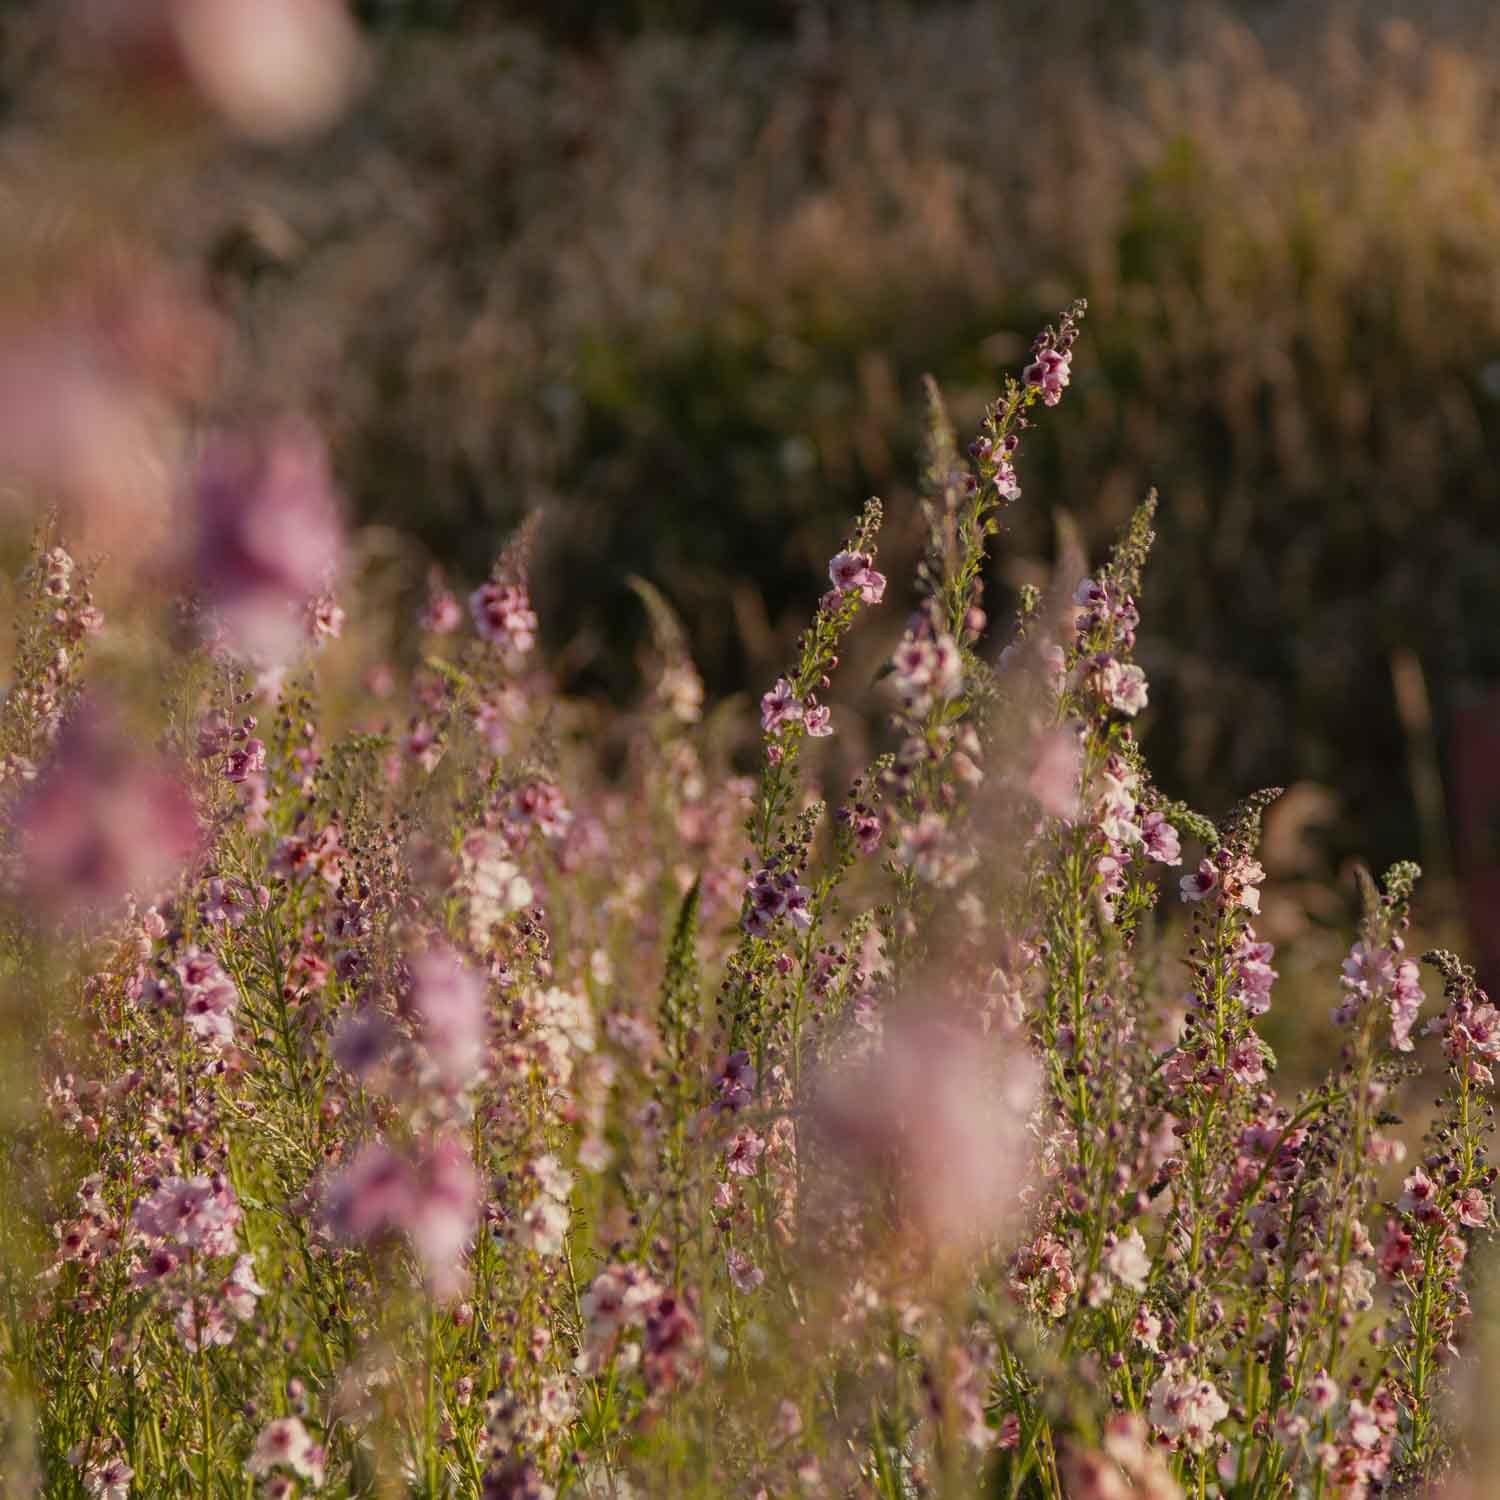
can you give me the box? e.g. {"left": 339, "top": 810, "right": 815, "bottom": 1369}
{"left": 1141, "top": 810, "right": 1182, "bottom": 865}
{"left": 1308, "top": 1370, "right": 1340, "bottom": 1412}
{"left": 409, "top": 947, "right": 489, "bottom": 1089}
{"left": 827, "top": 550, "right": 886, "bottom": 604}
{"left": 1148, "top": 1363, "right": 1229, "bottom": 1451}
{"left": 725, "top": 1248, "right": 765, "bottom": 1294}
{"left": 76, "top": 0, "right": 363, "bottom": 144}
{"left": 760, "top": 678, "right": 803, "bottom": 734}
{"left": 407, "top": 1137, "right": 481, "bottom": 1300}
{"left": 1023, "top": 346, "right": 1072, "bottom": 406}
{"left": 1104, "top": 1228, "right": 1151, "bottom": 1292}
{"left": 1457, "top": 1188, "right": 1489, "bottom": 1228}
{"left": 469, "top": 580, "right": 537, "bottom": 655}
{"left": 803, "top": 704, "right": 834, "bottom": 738}
{"left": 246, "top": 1416, "right": 324, "bottom": 1487}
{"left": 725, "top": 1127, "right": 766, "bottom": 1178}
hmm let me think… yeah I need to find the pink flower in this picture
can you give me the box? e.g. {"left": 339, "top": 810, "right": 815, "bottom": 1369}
{"left": 1074, "top": 578, "right": 1110, "bottom": 611}
{"left": 409, "top": 947, "right": 489, "bottom": 1089}
{"left": 1095, "top": 765, "right": 1141, "bottom": 846}
{"left": 1228, "top": 1036, "right": 1267, "bottom": 1086}
{"left": 13, "top": 700, "right": 200, "bottom": 923}
{"left": 472, "top": 693, "right": 518, "bottom": 754}
{"left": 77, "top": 0, "right": 362, "bottom": 145}
{"left": 1390, "top": 958, "right": 1425, "bottom": 1053}
{"left": 322, "top": 1135, "right": 479, "bottom": 1299}
{"left": 1308, "top": 1370, "right": 1340, "bottom": 1412}
{"left": 407, "top": 1137, "right": 481, "bottom": 1301}
{"left": 190, "top": 421, "right": 346, "bottom": 663}
{"left": 850, "top": 810, "right": 884, "bottom": 855}
{"left": 803, "top": 704, "right": 834, "bottom": 738}
{"left": 401, "top": 720, "right": 445, "bottom": 774}
{"left": 1023, "top": 346, "right": 1072, "bottom": 406}
{"left": 1148, "top": 1363, "right": 1229, "bottom": 1451}
{"left": 469, "top": 580, "right": 537, "bottom": 655}
{"left": 1377, "top": 1219, "right": 1415, "bottom": 1279}
{"left": 1342, "top": 940, "right": 1396, "bottom": 998}
{"left": 578, "top": 1262, "right": 663, "bottom": 1370}
{"left": 1456, "top": 1188, "right": 1489, "bottom": 1228}
{"left": 890, "top": 631, "right": 963, "bottom": 712}
{"left": 725, "top": 1248, "right": 765, "bottom": 1294}
{"left": 1095, "top": 658, "right": 1149, "bottom": 717}
{"left": 760, "top": 678, "right": 803, "bottom": 734}
{"left": 133, "top": 1174, "right": 237, "bottom": 1253}
{"left": 177, "top": 948, "right": 240, "bottom": 1046}
{"left": 246, "top": 1416, "right": 324, "bottom": 1486}
{"left": 827, "top": 550, "right": 886, "bottom": 604}
{"left": 1141, "top": 810, "right": 1182, "bottom": 866}
{"left": 1027, "top": 726, "right": 1083, "bottom": 819}
{"left": 1180, "top": 859, "right": 1219, "bottom": 903}
{"left": 1235, "top": 935, "right": 1278, "bottom": 1016}
{"left": 221, "top": 738, "right": 266, "bottom": 784}
{"left": 812, "top": 1012, "right": 1037, "bottom": 1258}
{"left": 75, "top": 1448, "right": 135, "bottom": 1500}
{"left": 1398, "top": 1168, "right": 1443, "bottom": 1225}
{"left": 725, "top": 1127, "right": 765, "bottom": 1177}
{"left": 1104, "top": 1228, "right": 1151, "bottom": 1292}
{"left": 1132, "top": 1304, "right": 1162, "bottom": 1351}
{"left": 322, "top": 1141, "right": 416, "bottom": 1245}
{"left": 220, "top": 1254, "right": 268, "bottom": 1320}
{"left": 421, "top": 569, "right": 463, "bottom": 633}
{"left": 305, "top": 591, "right": 344, "bottom": 642}
{"left": 743, "top": 867, "right": 811, "bottom": 936}
{"left": 509, "top": 780, "right": 572, "bottom": 840}
{"left": 1223, "top": 855, "right": 1266, "bottom": 914}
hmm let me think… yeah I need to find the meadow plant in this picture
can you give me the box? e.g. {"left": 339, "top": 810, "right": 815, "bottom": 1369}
{"left": 0, "top": 299, "right": 1495, "bottom": 1500}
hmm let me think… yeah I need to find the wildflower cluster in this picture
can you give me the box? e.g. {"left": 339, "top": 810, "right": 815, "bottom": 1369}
{"left": 0, "top": 297, "right": 1494, "bottom": 1500}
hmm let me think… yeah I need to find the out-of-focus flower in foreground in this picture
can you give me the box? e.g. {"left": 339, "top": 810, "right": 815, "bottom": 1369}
{"left": 70, "top": 0, "right": 364, "bottom": 144}
{"left": 322, "top": 1135, "right": 480, "bottom": 1301}
{"left": 0, "top": 258, "right": 224, "bottom": 558}
{"left": 10, "top": 698, "right": 199, "bottom": 922}
{"left": 408, "top": 946, "right": 489, "bottom": 1090}
{"left": 189, "top": 421, "right": 346, "bottom": 664}
{"left": 811, "top": 1010, "right": 1037, "bottom": 1260}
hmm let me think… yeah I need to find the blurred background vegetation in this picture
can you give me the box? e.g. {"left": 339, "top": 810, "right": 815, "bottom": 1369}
{"left": 7, "top": 0, "right": 1500, "bottom": 992}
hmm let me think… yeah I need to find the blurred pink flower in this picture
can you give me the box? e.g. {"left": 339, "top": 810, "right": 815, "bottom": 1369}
{"left": 11, "top": 700, "right": 200, "bottom": 922}
{"left": 407, "top": 1137, "right": 481, "bottom": 1301}
{"left": 72, "top": 0, "right": 363, "bottom": 144}
{"left": 322, "top": 1140, "right": 415, "bottom": 1244}
{"left": 812, "top": 1011, "right": 1037, "bottom": 1259}
{"left": 246, "top": 1416, "right": 324, "bottom": 1486}
{"left": 189, "top": 421, "right": 346, "bottom": 663}
{"left": 322, "top": 1134, "right": 480, "bottom": 1300}
{"left": 0, "top": 257, "right": 224, "bottom": 558}
{"left": 1027, "top": 725, "right": 1083, "bottom": 819}
{"left": 408, "top": 946, "right": 488, "bottom": 1090}
{"left": 469, "top": 580, "right": 537, "bottom": 655}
